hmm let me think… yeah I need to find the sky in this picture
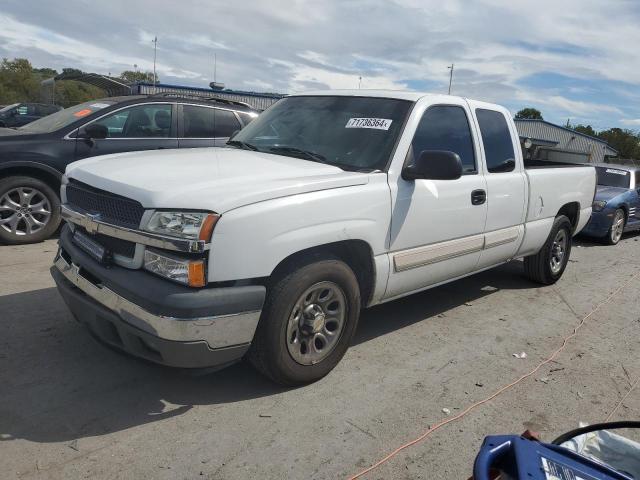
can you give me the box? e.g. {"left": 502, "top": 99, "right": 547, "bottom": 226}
{"left": 1, "top": 0, "right": 639, "bottom": 130}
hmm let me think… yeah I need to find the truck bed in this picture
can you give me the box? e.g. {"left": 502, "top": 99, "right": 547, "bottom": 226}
{"left": 524, "top": 159, "right": 590, "bottom": 169}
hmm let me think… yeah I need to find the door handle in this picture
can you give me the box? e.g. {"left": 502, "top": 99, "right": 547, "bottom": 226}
{"left": 471, "top": 189, "right": 486, "bottom": 205}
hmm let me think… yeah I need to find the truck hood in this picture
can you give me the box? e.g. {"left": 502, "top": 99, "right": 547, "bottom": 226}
{"left": 66, "top": 147, "right": 370, "bottom": 213}
{"left": 594, "top": 185, "right": 628, "bottom": 202}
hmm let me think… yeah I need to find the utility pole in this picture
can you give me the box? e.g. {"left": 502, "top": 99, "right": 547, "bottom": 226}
{"left": 447, "top": 64, "right": 454, "bottom": 95}
{"left": 214, "top": 53, "right": 217, "bottom": 83}
{"left": 152, "top": 36, "right": 158, "bottom": 86}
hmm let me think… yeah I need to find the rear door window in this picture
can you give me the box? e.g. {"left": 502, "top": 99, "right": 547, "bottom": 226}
{"left": 182, "top": 106, "right": 241, "bottom": 138}
{"left": 90, "top": 104, "right": 173, "bottom": 138}
{"left": 411, "top": 105, "right": 477, "bottom": 174}
{"left": 214, "top": 109, "right": 241, "bottom": 137}
{"left": 476, "top": 109, "right": 516, "bottom": 173}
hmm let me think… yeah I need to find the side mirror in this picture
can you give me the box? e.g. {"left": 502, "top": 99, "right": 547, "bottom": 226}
{"left": 81, "top": 123, "right": 108, "bottom": 140}
{"left": 402, "top": 150, "right": 463, "bottom": 181}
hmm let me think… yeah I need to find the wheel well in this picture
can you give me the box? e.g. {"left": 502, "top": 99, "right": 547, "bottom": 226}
{"left": 557, "top": 202, "right": 580, "bottom": 232}
{"left": 0, "top": 167, "right": 61, "bottom": 198}
{"left": 270, "top": 240, "right": 375, "bottom": 307}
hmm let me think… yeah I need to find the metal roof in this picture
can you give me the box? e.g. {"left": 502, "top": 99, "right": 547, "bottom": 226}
{"left": 51, "top": 72, "right": 132, "bottom": 96}
{"left": 515, "top": 119, "right": 617, "bottom": 151}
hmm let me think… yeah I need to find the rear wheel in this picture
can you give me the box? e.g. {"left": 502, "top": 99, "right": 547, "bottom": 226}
{"left": 249, "top": 256, "right": 361, "bottom": 386}
{"left": 0, "top": 176, "right": 61, "bottom": 245}
{"left": 605, "top": 209, "right": 625, "bottom": 245}
{"left": 524, "top": 215, "right": 572, "bottom": 285}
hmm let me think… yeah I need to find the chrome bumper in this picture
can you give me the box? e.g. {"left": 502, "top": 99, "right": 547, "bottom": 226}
{"left": 60, "top": 204, "right": 209, "bottom": 253}
{"left": 53, "top": 254, "right": 261, "bottom": 349}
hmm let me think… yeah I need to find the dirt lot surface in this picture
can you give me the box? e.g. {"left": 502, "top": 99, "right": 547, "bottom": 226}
{"left": 1, "top": 232, "right": 639, "bottom": 479}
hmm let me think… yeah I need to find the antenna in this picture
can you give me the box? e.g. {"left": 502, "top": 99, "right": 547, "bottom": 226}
{"left": 447, "top": 64, "right": 454, "bottom": 95}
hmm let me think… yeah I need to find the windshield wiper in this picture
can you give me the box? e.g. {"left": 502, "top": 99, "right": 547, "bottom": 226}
{"left": 226, "top": 139, "right": 259, "bottom": 151}
{"left": 269, "top": 146, "right": 327, "bottom": 162}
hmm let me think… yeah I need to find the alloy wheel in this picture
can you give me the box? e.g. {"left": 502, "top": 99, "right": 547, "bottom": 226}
{"left": 0, "top": 187, "right": 52, "bottom": 236}
{"left": 611, "top": 210, "right": 625, "bottom": 244}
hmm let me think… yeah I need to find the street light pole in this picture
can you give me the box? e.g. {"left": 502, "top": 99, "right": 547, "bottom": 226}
{"left": 152, "top": 36, "right": 158, "bottom": 87}
{"left": 447, "top": 63, "right": 454, "bottom": 95}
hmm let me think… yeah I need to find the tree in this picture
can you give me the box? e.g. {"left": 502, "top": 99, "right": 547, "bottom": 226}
{"left": 119, "top": 70, "right": 157, "bottom": 84}
{"left": 515, "top": 107, "right": 543, "bottom": 120}
{"left": 597, "top": 128, "right": 640, "bottom": 159}
{"left": 572, "top": 124, "right": 597, "bottom": 137}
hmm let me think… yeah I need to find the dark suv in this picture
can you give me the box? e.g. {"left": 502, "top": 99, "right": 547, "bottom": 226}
{"left": 0, "top": 103, "right": 63, "bottom": 128}
{"left": 0, "top": 94, "right": 259, "bottom": 244}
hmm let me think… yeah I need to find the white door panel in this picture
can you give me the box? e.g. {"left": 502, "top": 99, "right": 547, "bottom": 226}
{"left": 385, "top": 100, "right": 488, "bottom": 300}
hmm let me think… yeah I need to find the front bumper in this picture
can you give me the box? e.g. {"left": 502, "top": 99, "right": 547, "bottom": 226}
{"left": 52, "top": 226, "right": 266, "bottom": 369}
{"left": 581, "top": 210, "right": 613, "bottom": 238}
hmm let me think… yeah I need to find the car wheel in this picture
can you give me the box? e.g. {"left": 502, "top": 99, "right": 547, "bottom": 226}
{"left": 0, "top": 176, "right": 61, "bottom": 245}
{"left": 605, "top": 209, "right": 625, "bottom": 245}
{"left": 524, "top": 215, "right": 572, "bottom": 285}
{"left": 249, "top": 255, "right": 361, "bottom": 386}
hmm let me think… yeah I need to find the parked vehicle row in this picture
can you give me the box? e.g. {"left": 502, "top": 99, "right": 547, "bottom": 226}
{"left": 581, "top": 164, "right": 640, "bottom": 244}
{"left": 50, "top": 91, "right": 597, "bottom": 385}
{"left": 0, "top": 94, "right": 258, "bottom": 244}
{"left": 0, "top": 102, "right": 62, "bottom": 128}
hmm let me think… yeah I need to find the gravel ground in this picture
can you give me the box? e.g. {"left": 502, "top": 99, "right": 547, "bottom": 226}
{"left": 1, "top": 232, "right": 639, "bottom": 479}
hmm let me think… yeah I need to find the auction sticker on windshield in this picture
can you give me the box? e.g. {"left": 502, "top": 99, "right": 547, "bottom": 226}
{"left": 606, "top": 168, "right": 627, "bottom": 176}
{"left": 345, "top": 118, "right": 393, "bottom": 130}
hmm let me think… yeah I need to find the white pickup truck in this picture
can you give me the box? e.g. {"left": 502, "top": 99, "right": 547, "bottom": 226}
{"left": 51, "top": 91, "right": 596, "bottom": 385}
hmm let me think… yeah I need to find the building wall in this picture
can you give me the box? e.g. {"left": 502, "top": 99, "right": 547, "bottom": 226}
{"left": 515, "top": 119, "right": 616, "bottom": 163}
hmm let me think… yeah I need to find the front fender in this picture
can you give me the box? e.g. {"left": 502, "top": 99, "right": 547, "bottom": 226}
{"left": 209, "top": 176, "right": 391, "bottom": 282}
{"left": 0, "top": 159, "right": 63, "bottom": 180}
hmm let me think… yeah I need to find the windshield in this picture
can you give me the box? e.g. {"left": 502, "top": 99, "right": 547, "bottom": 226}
{"left": 18, "top": 100, "right": 115, "bottom": 133}
{"left": 230, "top": 95, "right": 413, "bottom": 171}
{"left": 0, "top": 103, "right": 19, "bottom": 114}
{"left": 595, "top": 166, "right": 631, "bottom": 188}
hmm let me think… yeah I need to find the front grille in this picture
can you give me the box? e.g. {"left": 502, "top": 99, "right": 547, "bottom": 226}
{"left": 76, "top": 227, "right": 137, "bottom": 258}
{"left": 66, "top": 180, "right": 145, "bottom": 229}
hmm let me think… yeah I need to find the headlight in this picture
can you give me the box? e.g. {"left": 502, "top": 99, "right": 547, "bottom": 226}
{"left": 592, "top": 200, "right": 607, "bottom": 212}
{"left": 144, "top": 249, "right": 206, "bottom": 287}
{"left": 145, "top": 211, "right": 218, "bottom": 240}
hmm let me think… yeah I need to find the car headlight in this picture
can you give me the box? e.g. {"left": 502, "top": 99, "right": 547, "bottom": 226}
{"left": 144, "top": 249, "right": 206, "bottom": 287}
{"left": 592, "top": 200, "right": 607, "bottom": 212}
{"left": 145, "top": 211, "right": 219, "bottom": 240}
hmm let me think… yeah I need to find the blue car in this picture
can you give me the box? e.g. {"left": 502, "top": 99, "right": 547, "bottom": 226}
{"left": 582, "top": 164, "right": 640, "bottom": 244}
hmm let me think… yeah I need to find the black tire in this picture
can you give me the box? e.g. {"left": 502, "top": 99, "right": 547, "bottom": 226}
{"left": 0, "top": 175, "right": 61, "bottom": 245}
{"left": 523, "top": 215, "right": 572, "bottom": 285}
{"left": 604, "top": 208, "right": 625, "bottom": 245}
{"left": 249, "top": 255, "right": 361, "bottom": 386}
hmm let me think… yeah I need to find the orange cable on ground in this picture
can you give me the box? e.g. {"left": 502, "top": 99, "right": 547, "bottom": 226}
{"left": 347, "top": 271, "right": 640, "bottom": 480}
{"left": 605, "top": 376, "right": 639, "bottom": 422}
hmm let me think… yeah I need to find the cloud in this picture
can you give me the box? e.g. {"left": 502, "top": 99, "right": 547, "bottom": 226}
{"left": 1, "top": 1, "right": 639, "bottom": 128}
{"left": 620, "top": 119, "right": 640, "bottom": 127}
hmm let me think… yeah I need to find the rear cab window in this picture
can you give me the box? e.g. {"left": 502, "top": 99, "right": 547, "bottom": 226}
{"left": 475, "top": 109, "right": 516, "bottom": 173}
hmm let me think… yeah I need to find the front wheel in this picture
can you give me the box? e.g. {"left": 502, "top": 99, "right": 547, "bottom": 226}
{"left": 523, "top": 215, "right": 572, "bottom": 285}
{"left": 605, "top": 209, "right": 625, "bottom": 245}
{"left": 249, "top": 256, "right": 361, "bottom": 386}
{"left": 0, "top": 176, "right": 61, "bottom": 245}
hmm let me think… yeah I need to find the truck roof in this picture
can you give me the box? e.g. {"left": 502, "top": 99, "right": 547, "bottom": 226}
{"left": 290, "top": 89, "right": 494, "bottom": 106}
{"left": 289, "top": 90, "right": 508, "bottom": 114}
